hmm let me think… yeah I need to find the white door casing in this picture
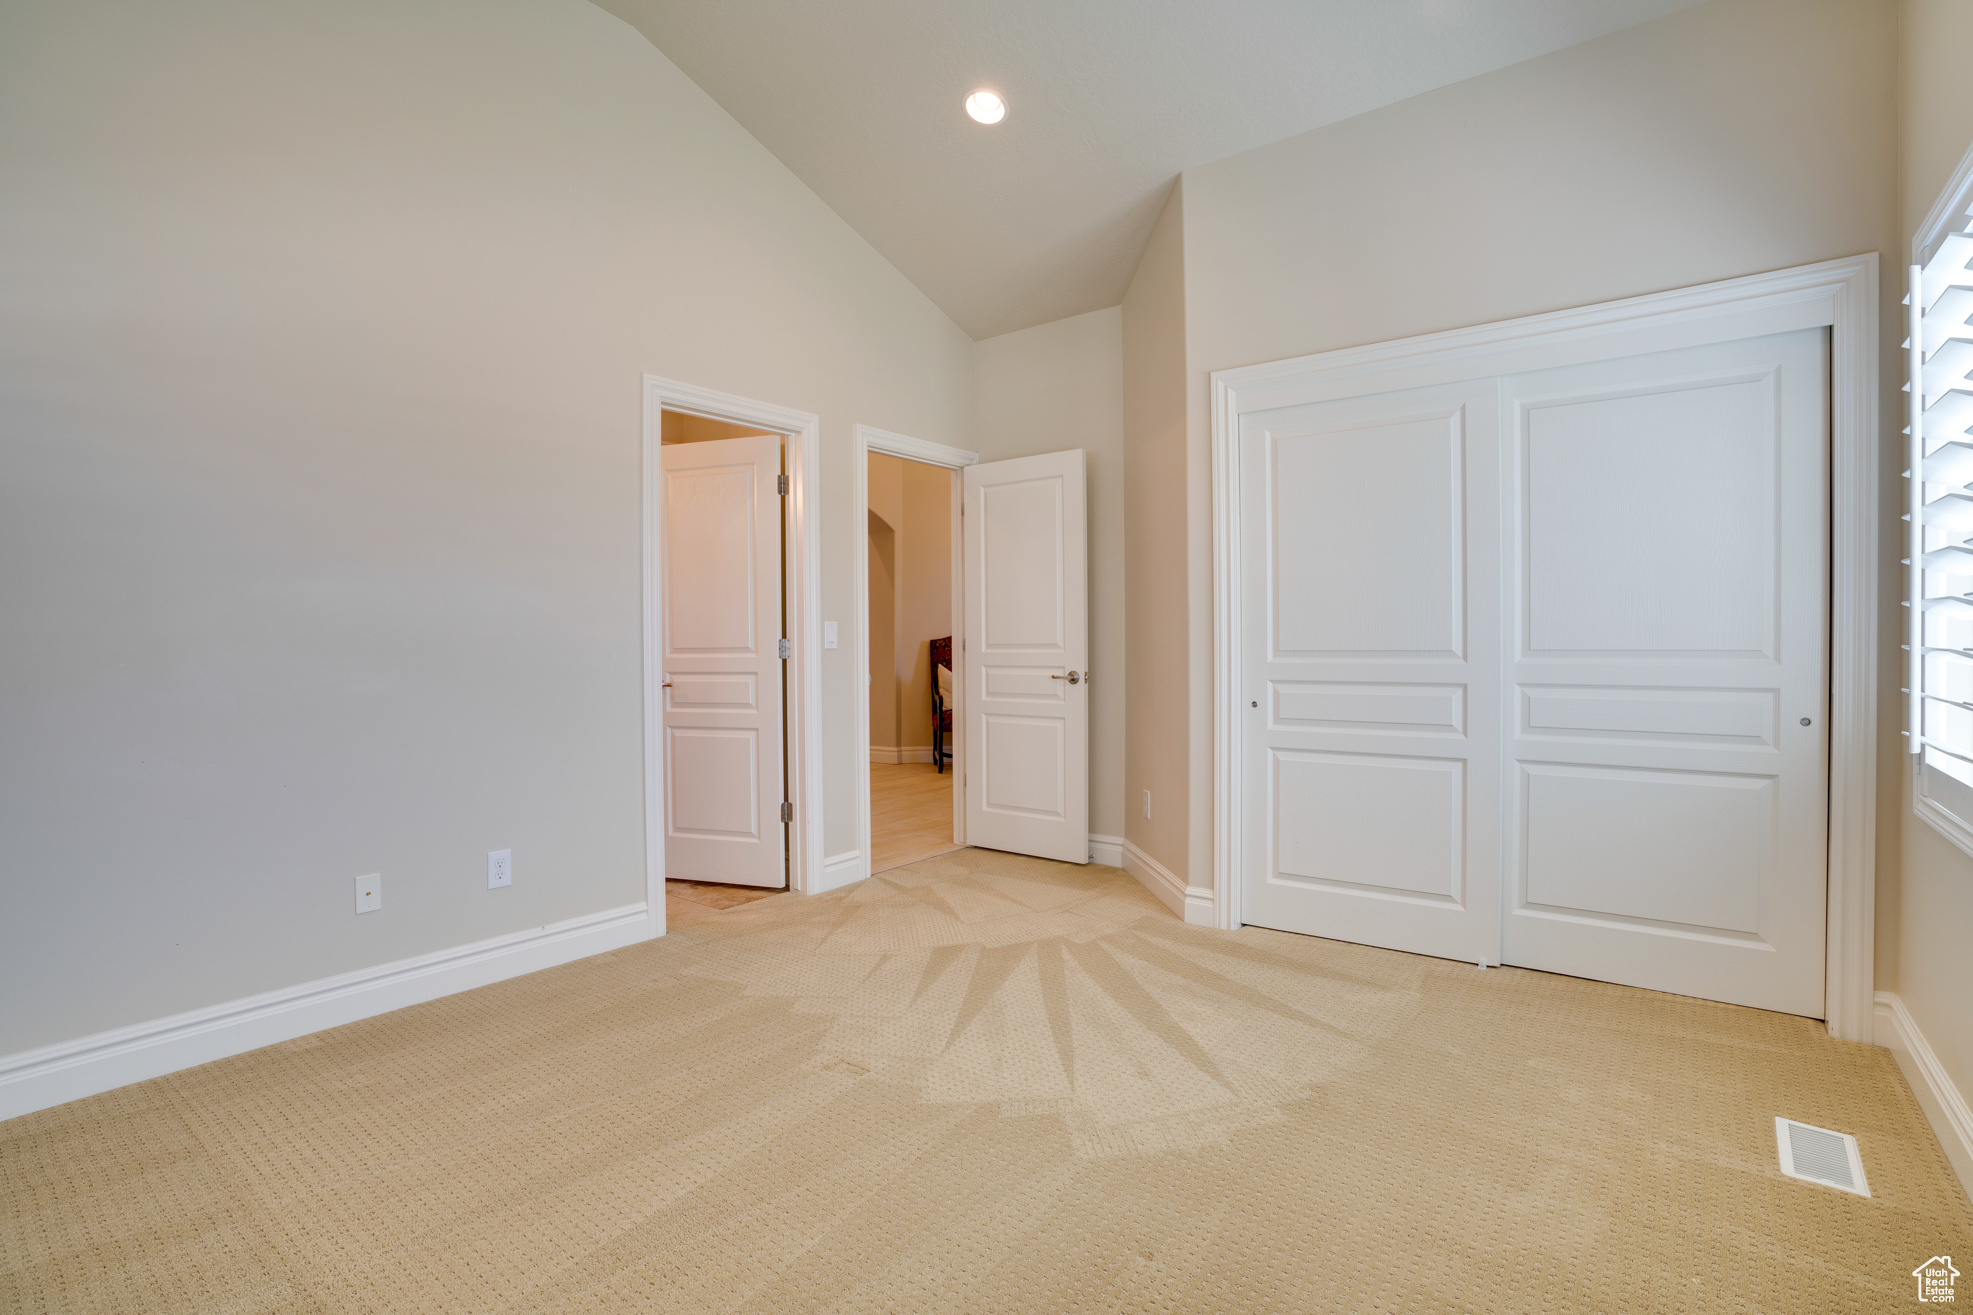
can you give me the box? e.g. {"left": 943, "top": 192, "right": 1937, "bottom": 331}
{"left": 660, "top": 433, "right": 786, "bottom": 888}
{"left": 1213, "top": 255, "right": 1878, "bottom": 1036}
{"left": 963, "top": 449, "right": 1090, "bottom": 863}
{"left": 1500, "top": 330, "right": 1828, "bottom": 1016}
{"left": 1238, "top": 381, "right": 1504, "bottom": 965}
{"left": 852, "top": 425, "right": 979, "bottom": 891}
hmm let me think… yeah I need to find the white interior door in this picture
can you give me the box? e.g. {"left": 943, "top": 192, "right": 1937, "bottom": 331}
{"left": 1239, "top": 327, "right": 1829, "bottom": 1017}
{"left": 1239, "top": 381, "right": 1503, "bottom": 964}
{"left": 963, "top": 449, "right": 1089, "bottom": 863}
{"left": 661, "top": 433, "right": 786, "bottom": 888}
{"left": 1500, "top": 328, "right": 1828, "bottom": 1016}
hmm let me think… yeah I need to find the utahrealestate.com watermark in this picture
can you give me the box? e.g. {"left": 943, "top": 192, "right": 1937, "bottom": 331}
{"left": 1915, "top": 1256, "right": 1959, "bottom": 1303}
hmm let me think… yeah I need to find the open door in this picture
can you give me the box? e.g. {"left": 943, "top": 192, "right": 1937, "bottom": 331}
{"left": 660, "top": 433, "right": 787, "bottom": 888}
{"left": 961, "top": 449, "right": 1089, "bottom": 863}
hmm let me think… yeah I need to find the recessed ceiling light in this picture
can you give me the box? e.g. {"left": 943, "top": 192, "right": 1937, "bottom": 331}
{"left": 965, "top": 90, "right": 1006, "bottom": 125}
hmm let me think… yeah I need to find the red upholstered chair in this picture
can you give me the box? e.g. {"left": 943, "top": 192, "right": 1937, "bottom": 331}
{"left": 929, "top": 636, "right": 953, "bottom": 772}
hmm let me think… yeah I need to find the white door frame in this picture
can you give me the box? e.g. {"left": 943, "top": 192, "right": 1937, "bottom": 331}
{"left": 643, "top": 375, "right": 823, "bottom": 925}
{"left": 852, "top": 424, "right": 978, "bottom": 886}
{"left": 1210, "top": 254, "right": 1879, "bottom": 1041}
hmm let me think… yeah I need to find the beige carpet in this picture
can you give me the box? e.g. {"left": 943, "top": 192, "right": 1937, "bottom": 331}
{"left": 3, "top": 850, "right": 1968, "bottom": 1313}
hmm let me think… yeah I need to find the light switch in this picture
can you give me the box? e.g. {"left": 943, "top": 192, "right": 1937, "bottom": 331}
{"left": 824, "top": 621, "right": 839, "bottom": 649}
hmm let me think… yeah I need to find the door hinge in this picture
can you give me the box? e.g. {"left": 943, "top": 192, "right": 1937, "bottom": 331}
{"left": 777, "top": 474, "right": 789, "bottom": 495}
{"left": 780, "top": 800, "right": 792, "bottom": 823}
{"left": 778, "top": 637, "right": 791, "bottom": 659}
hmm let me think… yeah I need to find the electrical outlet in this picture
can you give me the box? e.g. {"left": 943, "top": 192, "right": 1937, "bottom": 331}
{"left": 488, "top": 849, "right": 512, "bottom": 889}
{"left": 355, "top": 874, "right": 382, "bottom": 914}
{"left": 1142, "top": 789, "right": 1152, "bottom": 820}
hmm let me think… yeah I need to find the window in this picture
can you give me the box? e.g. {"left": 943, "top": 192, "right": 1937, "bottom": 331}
{"left": 1909, "top": 219, "right": 1973, "bottom": 846}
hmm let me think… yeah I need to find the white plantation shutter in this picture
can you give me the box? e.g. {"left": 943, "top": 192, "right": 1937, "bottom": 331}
{"left": 1909, "top": 224, "right": 1973, "bottom": 823}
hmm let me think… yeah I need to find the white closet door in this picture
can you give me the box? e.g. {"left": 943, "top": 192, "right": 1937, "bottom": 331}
{"left": 963, "top": 449, "right": 1089, "bottom": 863}
{"left": 1239, "top": 381, "right": 1503, "bottom": 964}
{"left": 1500, "top": 328, "right": 1828, "bottom": 1016}
{"left": 661, "top": 434, "right": 786, "bottom": 888}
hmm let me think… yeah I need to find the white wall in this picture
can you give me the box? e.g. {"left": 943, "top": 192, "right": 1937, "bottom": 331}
{"left": 1158, "top": 0, "right": 1901, "bottom": 901}
{"left": 1894, "top": 0, "right": 1973, "bottom": 1168}
{"left": 868, "top": 454, "right": 904, "bottom": 754}
{"left": 894, "top": 460, "right": 954, "bottom": 754}
{"left": 0, "top": 0, "right": 971, "bottom": 1058}
{"left": 973, "top": 307, "right": 1127, "bottom": 842}
{"left": 867, "top": 507, "right": 900, "bottom": 754}
{"left": 1120, "top": 191, "right": 1190, "bottom": 879}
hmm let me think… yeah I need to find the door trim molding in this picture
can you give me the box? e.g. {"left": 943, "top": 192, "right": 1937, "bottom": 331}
{"left": 852, "top": 426, "right": 977, "bottom": 890}
{"left": 862, "top": 426, "right": 980, "bottom": 471}
{"left": 1209, "top": 254, "right": 1879, "bottom": 1041}
{"left": 643, "top": 376, "right": 823, "bottom": 910}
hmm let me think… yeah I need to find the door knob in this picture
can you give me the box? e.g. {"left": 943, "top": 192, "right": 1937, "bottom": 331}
{"left": 1051, "top": 671, "right": 1082, "bottom": 684}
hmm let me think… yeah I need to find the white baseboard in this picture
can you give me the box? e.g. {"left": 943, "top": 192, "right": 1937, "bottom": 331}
{"left": 0, "top": 903, "right": 653, "bottom": 1124}
{"left": 1876, "top": 990, "right": 1973, "bottom": 1196}
{"left": 1088, "top": 833, "right": 1124, "bottom": 867}
{"left": 869, "top": 746, "right": 936, "bottom": 765}
{"left": 1123, "top": 840, "right": 1216, "bottom": 926}
{"left": 817, "top": 850, "right": 867, "bottom": 892}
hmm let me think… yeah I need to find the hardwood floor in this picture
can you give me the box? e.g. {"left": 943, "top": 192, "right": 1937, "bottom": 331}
{"left": 665, "top": 763, "right": 957, "bottom": 919}
{"left": 665, "top": 879, "right": 786, "bottom": 928}
{"left": 869, "top": 762, "right": 960, "bottom": 874}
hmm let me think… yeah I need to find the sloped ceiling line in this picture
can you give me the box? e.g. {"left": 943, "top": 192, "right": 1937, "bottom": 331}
{"left": 596, "top": 0, "right": 1706, "bottom": 340}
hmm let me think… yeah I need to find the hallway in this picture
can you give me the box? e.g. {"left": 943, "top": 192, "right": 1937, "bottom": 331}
{"left": 869, "top": 762, "right": 961, "bottom": 875}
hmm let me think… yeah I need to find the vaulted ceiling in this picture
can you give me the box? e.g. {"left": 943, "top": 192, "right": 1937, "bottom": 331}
{"left": 596, "top": 0, "right": 1707, "bottom": 339}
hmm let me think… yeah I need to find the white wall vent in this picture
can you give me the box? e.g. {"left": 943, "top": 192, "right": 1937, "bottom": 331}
{"left": 1774, "top": 1117, "right": 1870, "bottom": 1197}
